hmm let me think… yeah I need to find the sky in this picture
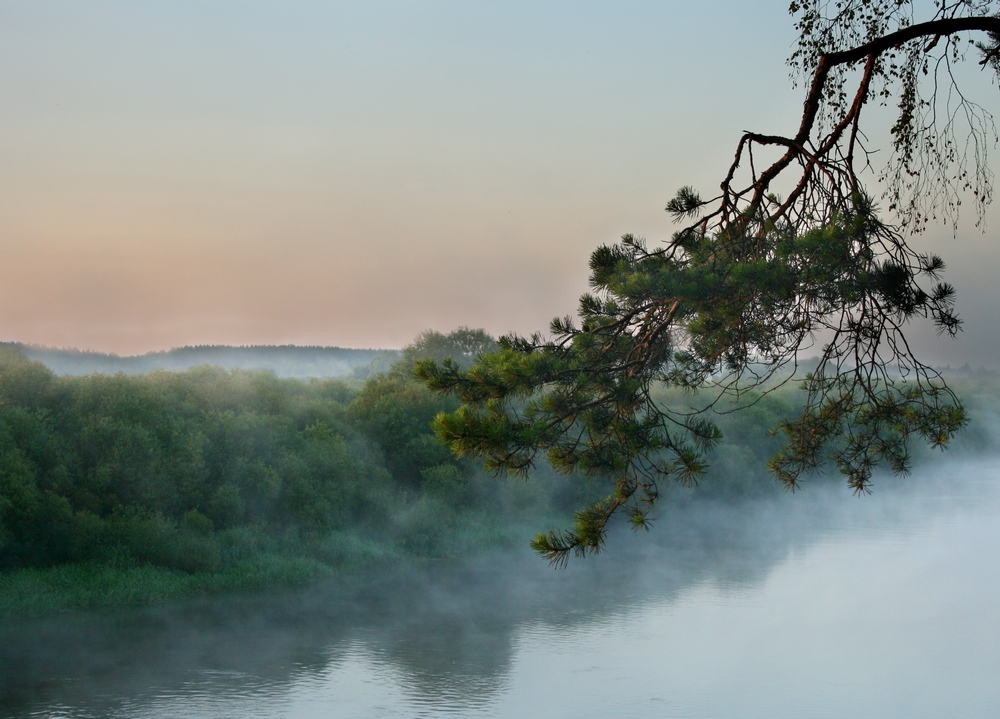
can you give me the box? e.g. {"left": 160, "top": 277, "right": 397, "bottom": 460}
{"left": 2, "top": 1, "right": 999, "bottom": 366}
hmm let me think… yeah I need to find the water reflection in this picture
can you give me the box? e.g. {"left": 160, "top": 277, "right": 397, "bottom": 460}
{"left": 2, "top": 460, "right": 998, "bottom": 718}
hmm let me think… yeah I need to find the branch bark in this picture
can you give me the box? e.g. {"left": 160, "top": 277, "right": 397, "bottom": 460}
{"left": 708, "top": 14, "right": 1000, "bottom": 238}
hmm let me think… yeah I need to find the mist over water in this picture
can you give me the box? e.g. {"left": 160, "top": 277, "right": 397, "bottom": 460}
{"left": 2, "top": 458, "right": 999, "bottom": 718}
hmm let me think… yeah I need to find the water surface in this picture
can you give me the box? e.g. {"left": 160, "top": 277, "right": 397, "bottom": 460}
{"left": 3, "top": 460, "right": 999, "bottom": 718}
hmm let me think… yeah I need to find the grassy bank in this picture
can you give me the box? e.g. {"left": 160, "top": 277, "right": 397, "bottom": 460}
{"left": 0, "top": 557, "right": 331, "bottom": 617}
{"left": 0, "top": 507, "right": 566, "bottom": 618}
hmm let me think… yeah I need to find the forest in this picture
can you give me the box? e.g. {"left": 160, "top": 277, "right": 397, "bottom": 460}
{"left": 1, "top": 329, "right": 996, "bottom": 616}
{"left": 2, "top": 342, "right": 395, "bottom": 379}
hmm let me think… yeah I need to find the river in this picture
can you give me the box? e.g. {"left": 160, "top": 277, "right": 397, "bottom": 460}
{"left": 2, "top": 459, "right": 999, "bottom": 718}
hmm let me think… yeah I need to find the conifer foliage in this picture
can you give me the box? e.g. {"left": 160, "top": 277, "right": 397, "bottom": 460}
{"left": 418, "top": 1, "right": 1000, "bottom": 563}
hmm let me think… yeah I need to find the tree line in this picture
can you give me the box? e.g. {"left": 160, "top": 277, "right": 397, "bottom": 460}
{"left": 2, "top": 328, "right": 991, "bottom": 581}
{"left": 0, "top": 330, "right": 583, "bottom": 575}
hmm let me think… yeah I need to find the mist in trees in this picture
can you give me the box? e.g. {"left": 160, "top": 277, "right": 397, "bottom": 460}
{"left": 1, "top": 342, "right": 396, "bottom": 379}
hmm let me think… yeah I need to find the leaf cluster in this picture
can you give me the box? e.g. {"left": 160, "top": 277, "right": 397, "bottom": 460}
{"left": 418, "top": 195, "right": 966, "bottom": 563}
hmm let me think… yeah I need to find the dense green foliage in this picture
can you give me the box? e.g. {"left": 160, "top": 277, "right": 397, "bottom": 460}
{"left": 0, "top": 330, "right": 584, "bottom": 613}
{"left": 0, "top": 333, "right": 536, "bottom": 589}
{"left": 1, "top": 326, "right": 993, "bottom": 614}
{"left": 0, "top": 349, "right": 381, "bottom": 573}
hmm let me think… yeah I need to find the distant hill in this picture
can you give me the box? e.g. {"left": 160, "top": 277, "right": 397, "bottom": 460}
{"left": 2, "top": 343, "right": 400, "bottom": 379}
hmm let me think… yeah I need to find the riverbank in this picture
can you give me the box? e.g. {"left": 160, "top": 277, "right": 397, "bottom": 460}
{"left": 0, "top": 510, "right": 551, "bottom": 618}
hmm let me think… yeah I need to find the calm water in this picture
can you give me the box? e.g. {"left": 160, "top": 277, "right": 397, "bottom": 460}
{"left": 2, "top": 460, "right": 999, "bottom": 718}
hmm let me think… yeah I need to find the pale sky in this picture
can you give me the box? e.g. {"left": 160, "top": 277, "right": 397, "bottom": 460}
{"left": 2, "top": 1, "right": 999, "bottom": 366}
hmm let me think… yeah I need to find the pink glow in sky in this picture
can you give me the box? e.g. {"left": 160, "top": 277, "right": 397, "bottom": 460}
{"left": 2, "top": 1, "right": 999, "bottom": 365}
